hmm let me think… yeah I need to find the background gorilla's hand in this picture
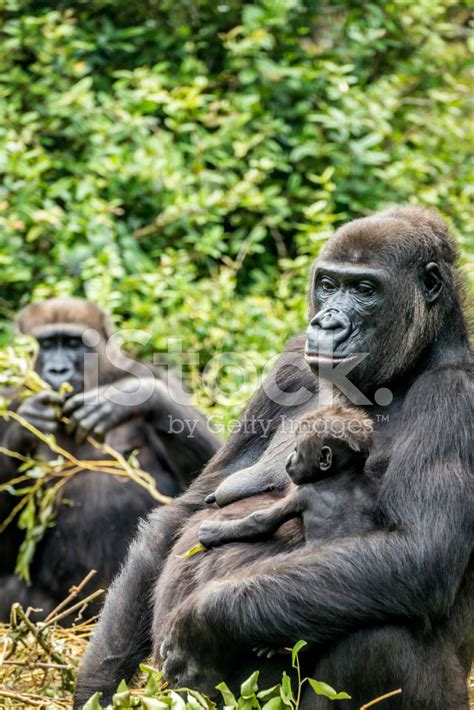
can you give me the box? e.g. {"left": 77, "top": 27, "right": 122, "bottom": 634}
{"left": 63, "top": 376, "right": 157, "bottom": 443}
{"left": 6, "top": 391, "right": 64, "bottom": 450}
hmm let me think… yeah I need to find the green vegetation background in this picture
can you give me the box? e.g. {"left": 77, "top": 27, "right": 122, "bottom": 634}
{"left": 0, "top": 0, "right": 472, "bottom": 425}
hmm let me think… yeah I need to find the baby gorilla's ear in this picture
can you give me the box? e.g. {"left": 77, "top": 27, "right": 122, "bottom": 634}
{"left": 319, "top": 445, "right": 333, "bottom": 471}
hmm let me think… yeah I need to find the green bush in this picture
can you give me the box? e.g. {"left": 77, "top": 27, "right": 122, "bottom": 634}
{"left": 0, "top": 0, "right": 472, "bottom": 423}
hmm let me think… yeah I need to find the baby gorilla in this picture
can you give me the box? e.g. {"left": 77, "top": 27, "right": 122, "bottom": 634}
{"left": 199, "top": 405, "right": 375, "bottom": 553}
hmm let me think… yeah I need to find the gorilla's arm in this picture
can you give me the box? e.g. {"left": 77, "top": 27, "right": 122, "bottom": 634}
{"left": 63, "top": 375, "right": 219, "bottom": 480}
{"left": 205, "top": 425, "right": 294, "bottom": 506}
{"left": 199, "top": 493, "right": 302, "bottom": 547}
{"left": 0, "top": 391, "right": 64, "bottom": 482}
{"left": 161, "top": 367, "right": 473, "bottom": 680}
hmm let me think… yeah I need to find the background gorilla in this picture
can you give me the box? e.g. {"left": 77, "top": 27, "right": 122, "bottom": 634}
{"left": 0, "top": 298, "right": 219, "bottom": 620}
{"left": 76, "top": 208, "right": 472, "bottom": 709}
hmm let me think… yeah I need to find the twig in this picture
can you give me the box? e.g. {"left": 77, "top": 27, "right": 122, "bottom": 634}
{"left": 2, "top": 660, "right": 69, "bottom": 669}
{"left": 10, "top": 605, "right": 67, "bottom": 668}
{"left": 2, "top": 409, "right": 172, "bottom": 505}
{"left": 0, "top": 689, "right": 44, "bottom": 706}
{"left": 44, "top": 570, "right": 97, "bottom": 624}
{"left": 361, "top": 688, "right": 402, "bottom": 708}
{"left": 42, "top": 589, "right": 104, "bottom": 627}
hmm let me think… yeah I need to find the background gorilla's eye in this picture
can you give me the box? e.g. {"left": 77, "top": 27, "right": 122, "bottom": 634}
{"left": 66, "top": 337, "right": 82, "bottom": 349}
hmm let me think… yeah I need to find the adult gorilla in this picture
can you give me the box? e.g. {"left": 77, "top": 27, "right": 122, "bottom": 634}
{"left": 76, "top": 208, "right": 473, "bottom": 709}
{"left": 0, "top": 298, "right": 219, "bottom": 620}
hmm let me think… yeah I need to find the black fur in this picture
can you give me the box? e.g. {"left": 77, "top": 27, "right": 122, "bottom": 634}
{"left": 76, "top": 209, "right": 473, "bottom": 709}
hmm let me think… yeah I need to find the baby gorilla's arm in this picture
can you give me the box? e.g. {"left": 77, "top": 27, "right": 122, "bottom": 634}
{"left": 199, "top": 494, "right": 302, "bottom": 548}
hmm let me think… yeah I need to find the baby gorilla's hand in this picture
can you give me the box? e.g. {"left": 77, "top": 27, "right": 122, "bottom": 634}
{"left": 198, "top": 520, "right": 226, "bottom": 548}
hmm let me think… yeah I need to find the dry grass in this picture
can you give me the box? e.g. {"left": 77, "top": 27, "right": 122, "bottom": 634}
{"left": 0, "top": 579, "right": 472, "bottom": 710}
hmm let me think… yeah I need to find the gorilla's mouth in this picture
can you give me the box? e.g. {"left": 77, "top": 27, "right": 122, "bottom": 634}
{"left": 304, "top": 350, "right": 357, "bottom": 365}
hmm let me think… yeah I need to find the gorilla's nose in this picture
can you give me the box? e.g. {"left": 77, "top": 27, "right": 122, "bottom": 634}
{"left": 311, "top": 309, "right": 352, "bottom": 346}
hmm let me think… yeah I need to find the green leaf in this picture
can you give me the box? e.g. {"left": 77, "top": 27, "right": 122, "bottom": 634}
{"left": 261, "top": 698, "right": 286, "bottom": 710}
{"left": 216, "top": 682, "right": 237, "bottom": 707}
{"left": 306, "top": 678, "right": 351, "bottom": 701}
{"left": 257, "top": 684, "right": 280, "bottom": 702}
{"left": 178, "top": 543, "right": 206, "bottom": 559}
{"left": 280, "top": 673, "right": 293, "bottom": 705}
{"left": 291, "top": 640, "right": 307, "bottom": 668}
{"left": 168, "top": 691, "right": 187, "bottom": 709}
{"left": 240, "top": 670, "right": 259, "bottom": 698}
{"left": 82, "top": 692, "right": 103, "bottom": 710}
{"left": 141, "top": 699, "right": 169, "bottom": 709}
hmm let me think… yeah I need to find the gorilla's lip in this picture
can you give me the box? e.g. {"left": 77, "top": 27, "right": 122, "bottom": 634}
{"left": 304, "top": 351, "right": 357, "bottom": 365}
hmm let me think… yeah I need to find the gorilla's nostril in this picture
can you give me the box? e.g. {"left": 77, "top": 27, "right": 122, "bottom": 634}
{"left": 313, "top": 309, "right": 352, "bottom": 332}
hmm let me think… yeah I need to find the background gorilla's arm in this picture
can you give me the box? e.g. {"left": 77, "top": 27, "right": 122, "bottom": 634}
{"left": 63, "top": 375, "right": 219, "bottom": 483}
{"left": 0, "top": 391, "right": 64, "bottom": 480}
{"left": 161, "top": 366, "right": 473, "bottom": 677}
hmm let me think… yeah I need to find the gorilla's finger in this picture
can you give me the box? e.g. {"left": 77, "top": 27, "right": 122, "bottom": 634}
{"left": 23, "top": 405, "right": 58, "bottom": 421}
{"left": 74, "top": 410, "right": 104, "bottom": 444}
{"left": 36, "top": 391, "right": 64, "bottom": 405}
{"left": 38, "top": 405, "right": 60, "bottom": 420}
{"left": 62, "top": 393, "right": 84, "bottom": 415}
{"left": 159, "top": 640, "right": 169, "bottom": 661}
{"left": 65, "top": 405, "right": 95, "bottom": 436}
{"left": 90, "top": 427, "right": 106, "bottom": 443}
{"left": 162, "top": 653, "right": 185, "bottom": 683}
{"left": 205, "top": 493, "right": 216, "bottom": 505}
{"left": 28, "top": 417, "right": 57, "bottom": 433}
{"left": 91, "top": 419, "right": 111, "bottom": 440}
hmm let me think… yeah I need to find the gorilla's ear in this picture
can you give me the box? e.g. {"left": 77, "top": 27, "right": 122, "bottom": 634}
{"left": 422, "top": 262, "right": 443, "bottom": 304}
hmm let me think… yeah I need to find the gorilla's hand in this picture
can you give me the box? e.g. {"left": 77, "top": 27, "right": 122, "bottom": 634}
{"left": 198, "top": 520, "right": 227, "bottom": 548}
{"left": 63, "top": 376, "right": 157, "bottom": 444}
{"left": 6, "top": 391, "right": 64, "bottom": 450}
{"left": 159, "top": 597, "right": 226, "bottom": 695}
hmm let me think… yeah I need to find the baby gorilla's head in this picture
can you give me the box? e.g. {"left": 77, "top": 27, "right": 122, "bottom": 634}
{"left": 285, "top": 405, "right": 373, "bottom": 485}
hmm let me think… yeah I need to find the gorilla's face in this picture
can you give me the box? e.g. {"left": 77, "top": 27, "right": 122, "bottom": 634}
{"left": 305, "top": 219, "right": 445, "bottom": 391}
{"left": 35, "top": 325, "right": 88, "bottom": 394}
{"left": 307, "top": 261, "right": 385, "bottom": 362}
{"left": 285, "top": 440, "right": 333, "bottom": 485}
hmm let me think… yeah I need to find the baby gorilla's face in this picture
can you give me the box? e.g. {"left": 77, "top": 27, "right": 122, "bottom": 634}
{"left": 285, "top": 436, "right": 333, "bottom": 485}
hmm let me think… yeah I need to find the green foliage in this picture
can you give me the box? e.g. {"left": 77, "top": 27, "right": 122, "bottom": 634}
{"left": 0, "top": 0, "right": 472, "bottom": 425}
{"left": 82, "top": 642, "right": 350, "bottom": 709}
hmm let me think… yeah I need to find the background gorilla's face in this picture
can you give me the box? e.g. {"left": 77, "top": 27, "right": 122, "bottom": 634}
{"left": 35, "top": 325, "right": 88, "bottom": 394}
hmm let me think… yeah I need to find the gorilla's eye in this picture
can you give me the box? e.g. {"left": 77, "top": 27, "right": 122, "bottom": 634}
{"left": 65, "top": 337, "right": 82, "bottom": 349}
{"left": 355, "top": 282, "right": 375, "bottom": 296}
{"left": 320, "top": 278, "right": 336, "bottom": 292}
{"left": 39, "top": 338, "right": 54, "bottom": 350}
